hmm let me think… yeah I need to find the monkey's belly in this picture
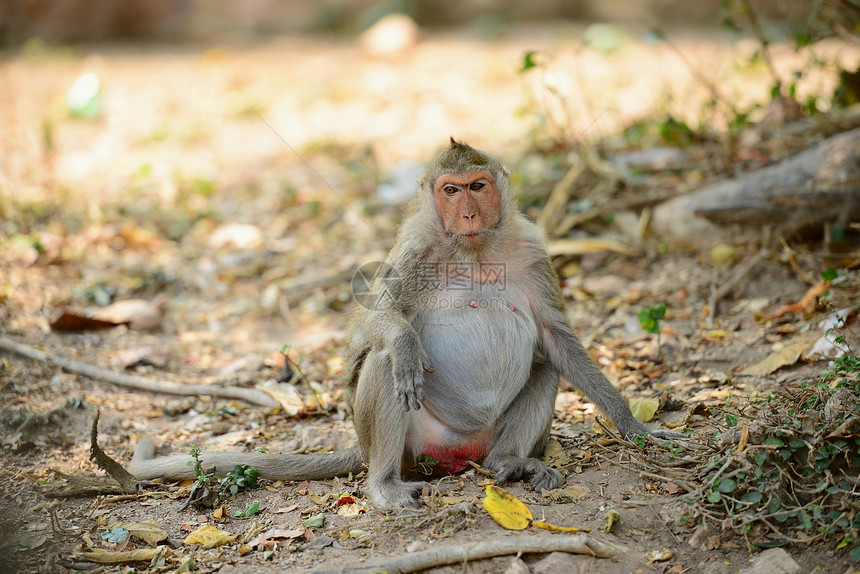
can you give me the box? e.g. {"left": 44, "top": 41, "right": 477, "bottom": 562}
{"left": 414, "top": 295, "right": 538, "bottom": 432}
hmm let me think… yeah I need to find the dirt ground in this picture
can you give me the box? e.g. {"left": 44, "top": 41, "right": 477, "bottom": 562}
{"left": 1, "top": 24, "right": 859, "bottom": 573}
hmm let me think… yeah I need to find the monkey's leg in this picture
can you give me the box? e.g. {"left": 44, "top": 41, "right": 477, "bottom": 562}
{"left": 482, "top": 361, "right": 563, "bottom": 491}
{"left": 353, "top": 350, "right": 426, "bottom": 509}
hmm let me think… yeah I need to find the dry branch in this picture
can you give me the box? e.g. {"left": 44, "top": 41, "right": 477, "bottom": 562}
{"left": 653, "top": 128, "right": 860, "bottom": 246}
{"left": 0, "top": 336, "right": 279, "bottom": 408}
{"left": 311, "top": 534, "right": 633, "bottom": 574}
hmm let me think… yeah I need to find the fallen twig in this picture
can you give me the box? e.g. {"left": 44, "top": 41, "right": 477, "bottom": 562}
{"left": 90, "top": 411, "right": 138, "bottom": 492}
{"left": 311, "top": 534, "right": 632, "bottom": 574}
{"left": 0, "top": 336, "right": 279, "bottom": 408}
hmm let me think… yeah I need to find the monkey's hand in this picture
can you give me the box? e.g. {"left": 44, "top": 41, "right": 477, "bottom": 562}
{"left": 616, "top": 417, "right": 687, "bottom": 441}
{"left": 390, "top": 332, "right": 432, "bottom": 411}
{"left": 648, "top": 428, "right": 688, "bottom": 441}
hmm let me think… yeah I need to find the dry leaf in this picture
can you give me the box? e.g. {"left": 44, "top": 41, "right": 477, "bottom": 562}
{"left": 543, "top": 438, "right": 568, "bottom": 467}
{"left": 337, "top": 503, "right": 366, "bottom": 518}
{"left": 50, "top": 310, "right": 128, "bottom": 331}
{"left": 736, "top": 425, "right": 750, "bottom": 454}
{"left": 111, "top": 521, "right": 168, "bottom": 546}
{"left": 183, "top": 524, "right": 236, "bottom": 548}
{"left": 647, "top": 548, "right": 673, "bottom": 564}
{"left": 482, "top": 486, "right": 589, "bottom": 533}
{"left": 273, "top": 504, "right": 299, "bottom": 514}
{"left": 246, "top": 528, "right": 304, "bottom": 547}
{"left": 256, "top": 379, "right": 305, "bottom": 416}
{"left": 307, "top": 493, "right": 332, "bottom": 505}
{"left": 75, "top": 547, "right": 167, "bottom": 564}
{"left": 630, "top": 397, "right": 659, "bottom": 423}
{"left": 237, "top": 544, "right": 253, "bottom": 556}
{"left": 482, "top": 485, "right": 532, "bottom": 530}
{"left": 770, "top": 281, "right": 828, "bottom": 319}
{"left": 90, "top": 298, "right": 165, "bottom": 330}
{"left": 741, "top": 336, "right": 816, "bottom": 376}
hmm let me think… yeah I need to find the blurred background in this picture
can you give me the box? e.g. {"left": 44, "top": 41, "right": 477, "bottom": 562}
{"left": 3, "top": 5, "right": 860, "bottom": 571}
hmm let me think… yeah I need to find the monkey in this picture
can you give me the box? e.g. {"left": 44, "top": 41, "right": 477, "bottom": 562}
{"left": 128, "top": 139, "right": 682, "bottom": 509}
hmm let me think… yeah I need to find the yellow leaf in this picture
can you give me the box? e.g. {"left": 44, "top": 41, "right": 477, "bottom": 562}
{"left": 184, "top": 524, "right": 236, "bottom": 549}
{"left": 543, "top": 438, "right": 567, "bottom": 467}
{"left": 307, "top": 493, "right": 332, "bottom": 505}
{"left": 630, "top": 397, "right": 659, "bottom": 423}
{"left": 482, "top": 485, "right": 533, "bottom": 530}
{"left": 483, "top": 486, "right": 590, "bottom": 533}
{"left": 76, "top": 547, "right": 167, "bottom": 564}
{"left": 561, "top": 485, "right": 587, "bottom": 500}
{"left": 708, "top": 244, "right": 737, "bottom": 265}
{"left": 111, "top": 521, "right": 168, "bottom": 546}
{"left": 601, "top": 509, "right": 620, "bottom": 533}
{"left": 532, "top": 520, "right": 589, "bottom": 533}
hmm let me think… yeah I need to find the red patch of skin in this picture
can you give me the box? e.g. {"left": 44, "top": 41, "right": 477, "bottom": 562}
{"left": 422, "top": 443, "right": 489, "bottom": 475}
{"left": 434, "top": 170, "right": 501, "bottom": 249}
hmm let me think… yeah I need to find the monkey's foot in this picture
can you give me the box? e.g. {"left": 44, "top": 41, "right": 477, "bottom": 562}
{"left": 483, "top": 455, "right": 563, "bottom": 492}
{"left": 367, "top": 478, "right": 427, "bottom": 510}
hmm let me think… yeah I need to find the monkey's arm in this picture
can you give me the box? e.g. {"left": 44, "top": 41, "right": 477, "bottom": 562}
{"left": 526, "top": 253, "right": 653, "bottom": 439}
{"left": 344, "top": 239, "right": 433, "bottom": 411}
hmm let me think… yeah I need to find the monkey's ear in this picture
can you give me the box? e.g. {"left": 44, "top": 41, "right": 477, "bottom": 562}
{"left": 449, "top": 136, "right": 458, "bottom": 148}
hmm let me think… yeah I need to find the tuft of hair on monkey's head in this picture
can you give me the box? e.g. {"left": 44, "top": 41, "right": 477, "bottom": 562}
{"left": 420, "top": 138, "right": 509, "bottom": 194}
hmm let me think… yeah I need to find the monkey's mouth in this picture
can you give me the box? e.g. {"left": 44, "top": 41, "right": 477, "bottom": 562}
{"left": 456, "top": 231, "right": 487, "bottom": 239}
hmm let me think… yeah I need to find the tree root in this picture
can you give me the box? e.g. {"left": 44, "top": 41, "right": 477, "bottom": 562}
{"left": 311, "top": 533, "right": 637, "bottom": 574}
{"left": 0, "top": 336, "right": 279, "bottom": 408}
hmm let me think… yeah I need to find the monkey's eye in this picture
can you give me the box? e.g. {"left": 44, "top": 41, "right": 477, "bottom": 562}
{"left": 469, "top": 181, "right": 485, "bottom": 191}
{"left": 443, "top": 185, "right": 458, "bottom": 195}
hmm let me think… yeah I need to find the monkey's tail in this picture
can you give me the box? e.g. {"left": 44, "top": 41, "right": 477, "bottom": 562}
{"left": 127, "top": 436, "right": 365, "bottom": 482}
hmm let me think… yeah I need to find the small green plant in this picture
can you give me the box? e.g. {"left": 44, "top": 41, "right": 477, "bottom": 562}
{"left": 185, "top": 446, "right": 261, "bottom": 508}
{"left": 638, "top": 303, "right": 667, "bottom": 356}
{"left": 410, "top": 454, "right": 439, "bottom": 476}
{"left": 220, "top": 465, "right": 260, "bottom": 496}
{"left": 234, "top": 501, "right": 261, "bottom": 518}
{"left": 187, "top": 445, "right": 212, "bottom": 487}
{"left": 638, "top": 303, "right": 666, "bottom": 335}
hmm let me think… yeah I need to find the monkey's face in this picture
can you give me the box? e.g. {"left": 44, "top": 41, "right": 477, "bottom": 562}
{"left": 433, "top": 170, "right": 501, "bottom": 249}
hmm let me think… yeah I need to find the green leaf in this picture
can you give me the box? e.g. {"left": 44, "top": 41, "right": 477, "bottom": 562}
{"left": 303, "top": 513, "right": 325, "bottom": 528}
{"left": 742, "top": 490, "right": 763, "bottom": 504}
{"left": 520, "top": 51, "right": 538, "bottom": 73}
{"left": 707, "top": 491, "right": 722, "bottom": 503}
{"left": 717, "top": 478, "right": 737, "bottom": 493}
{"left": 762, "top": 437, "right": 784, "bottom": 447}
{"left": 243, "top": 501, "right": 260, "bottom": 517}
